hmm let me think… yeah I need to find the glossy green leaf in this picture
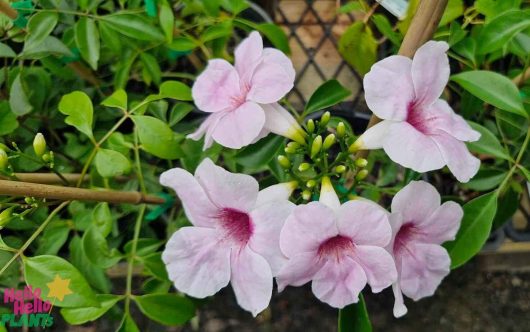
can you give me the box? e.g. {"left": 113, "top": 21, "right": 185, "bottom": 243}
{"left": 69, "top": 236, "right": 110, "bottom": 294}
{"left": 372, "top": 14, "right": 401, "bottom": 46}
{"left": 0, "top": 101, "right": 18, "bottom": 135}
{"left": 305, "top": 79, "right": 351, "bottom": 114}
{"left": 61, "top": 294, "right": 122, "bottom": 325}
{"left": 159, "top": 0, "right": 174, "bottom": 43}
{"left": 26, "top": 12, "right": 58, "bottom": 46}
{"left": 9, "top": 73, "right": 33, "bottom": 115}
{"left": 338, "top": 294, "right": 372, "bottom": 332}
{"left": 132, "top": 115, "right": 184, "bottom": 159}
{"left": 339, "top": 22, "right": 377, "bottom": 75}
{"left": 101, "top": 89, "right": 127, "bottom": 110}
{"left": 101, "top": 13, "right": 165, "bottom": 41}
{"left": 82, "top": 227, "right": 122, "bottom": 268}
{"left": 141, "top": 52, "right": 162, "bottom": 85}
{"left": 466, "top": 121, "right": 511, "bottom": 160}
{"left": 133, "top": 294, "right": 195, "bottom": 326}
{"left": 159, "top": 81, "right": 193, "bottom": 100}
{"left": 475, "top": 0, "right": 521, "bottom": 21}
{"left": 439, "top": 0, "right": 464, "bottom": 26}
{"left": 117, "top": 313, "right": 140, "bottom": 332}
{"left": 21, "top": 36, "right": 73, "bottom": 59}
{"left": 463, "top": 169, "right": 507, "bottom": 191}
{"left": 256, "top": 23, "right": 290, "bottom": 54}
{"left": 493, "top": 187, "right": 519, "bottom": 229}
{"left": 92, "top": 203, "right": 113, "bottom": 237}
{"left": 451, "top": 71, "right": 526, "bottom": 117}
{"left": 169, "top": 102, "right": 194, "bottom": 126}
{"left": 168, "top": 37, "right": 197, "bottom": 52}
{"left": 202, "top": 21, "right": 233, "bottom": 42}
{"left": 0, "top": 42, "right": 16, "bottom": 57}
{"left": 58, "top": 91, "right": 94, "bottom": 140}
{"left": 75, "top": 17, "right": 100, "bottom": 70}
{"left": 445, "top": 192, "right": 498, "bottom": 269}
{"left": 477, "top": 10, "right": 530, "bottom": 54}
{"left": 98, "top": 21, "right": 122, "bottom": 53}
{"left": 236, "top": 134, "right": 285, "bottom": 168}
{"left": 124, "top": 238, "right": 162, "bottom": 257}
{"left": 24, "top": 255, "right": 99, "bottom": 307}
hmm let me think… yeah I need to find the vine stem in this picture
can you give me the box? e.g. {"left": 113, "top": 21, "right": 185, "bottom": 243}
{"left": 497, "top": 127, "right": 530, "bottom": 196}
{"left": 124, "top": 204, "right": 146, "bottom": 314}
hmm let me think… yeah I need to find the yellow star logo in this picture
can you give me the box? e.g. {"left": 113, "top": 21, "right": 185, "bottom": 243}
{"left": 46, "top": 275, "right": 73, "bottom": 302}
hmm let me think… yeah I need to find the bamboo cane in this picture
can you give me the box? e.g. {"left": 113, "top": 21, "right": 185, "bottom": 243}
{"left": 0, "top": 180, "right": 165, "bottom": 204}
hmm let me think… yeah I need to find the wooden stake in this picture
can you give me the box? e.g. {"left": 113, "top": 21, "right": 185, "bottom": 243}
{"left": 0, "top": 180, "right": 165, "bottom": 205}
{"left": 0, "top": 0, "right": 17, "bottom": 19}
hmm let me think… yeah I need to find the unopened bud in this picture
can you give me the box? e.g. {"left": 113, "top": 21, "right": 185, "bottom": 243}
{"left": 287, "top": 142, "right": 300, "bottom": 150}
{"left": 277, "top": 155, "right": 291, "bottom": 169}
{"left": 0, "top": 149, "right": 8, "bottom": 170}
{"left": 302, "top": 190, "right": 311, "bottom": 200}
{"left": 320, "top": 111, "right": 330, "bottom": 127}
{"left": 306, "top": 180, "right": 316, "bottom": 188}
{"left": 355, "top": 158, "right": 368, "bottom": 168}
{"left": 42, "top": 153, "right": 51, "bottom": 162}
{"left": 310, "top": 135, "right": 322, "bottom": 158}
{"left": 337, "top": 122, "right": 346, "bottom": 138}
{"left": 298, "top": 163, "right": 311, "bottom": 172}
{"left": 0, "top": 207, "right": 14, "bottom": 227}
{"left": 348, "top": 140, "right": 362, "bottom": 153}
{"left": 33, "top": 133, "right": 47, "bottom": 158}
{"left": 306, "top": 119, "right": 315, "bottom": 133}
{"left": 355, "top": 169, "right": 369, "bottom": 181}
{"left": 323, "top": 134, "right": 335, "bottom": 150}
{"left": 284, "top": 146, "right": 297, "bottom": 154}
{"left": 335, "top": 165, "right": 346, "bottom": 173}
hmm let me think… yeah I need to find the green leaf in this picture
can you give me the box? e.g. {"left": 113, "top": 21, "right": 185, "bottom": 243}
{"left": 439, "top": 0, "right": 464, "bottom": 26}
{"left": 339, "top": 21, "right": 377, "bottom": 76}
{"left": 372, "top": 14, "right": 401, "bottom": 46}
{"left": 101, "top": 89, "right": 127, "bottom": 110}
{"left": 169, "top": 102, "right": 194, "bottom": 126}
{"left": 159, "top": 81, "right": 193, "bottom": 100}
{"left": 21, "top": 36, "right": 72, "bottom": 59}
{"left": 9, "top": 73, "right": 33, "bottom": 115}
{"left": 256, "top": 23, "right": 290, "bottom": 54}
{"left": 124, "top": 238, "right": 162, "bottom": 257}
{"left": 445, "top": 192, "right": 498, "bottom": 269}
{"left": 24, "top": 255, "right": 99, "bottom": 307}
{"left": 463, "top": 169, "right": 507, "bottom": 191}
{"left": 168, "top": 37, "right": 197, "bottom": 52}
{"left": 133, "top": 294, "right": 195, "bottom": 326}
{"left": 142, "top": 252, "right": 168, "bottom": 280}
{"left": 58, "top": 91, "right": 94, "bottom": 140}
{"left": 0, "top": 42, "right": 16, "bottom": 57}
{"left": 69, "top": 236, "right": 110, "bottom": 294}
{"left": 141, "top": 52, "right": 162, "bottom": 85}
{"left": 451, "top": 71, "right": 526, "bottom": 117}
{"left": 61, "top": 294, "right": 122, "bottom": 325}
{"left": 75, "top": 17, "right": 100, "bottom": 70}
{"left": 477, "top": 10, "right": 530, "bottom": 54}
{"left": 475, "top": 0, "right": 521, "bottom": 21}
{"left": 35, "top": 222, "right": 70, "bottom": 255}
{"left": 82, "top": 227, "right": 123, "bottom": 268}
{"left": 202, "top": 21, "right": 233, "bottom": 42}
{"left": 305, "top": 79, "right": 351, "bottom": 114}
{"left": 132, "top": 115, "right": 184, "bottom": 159}
{"left": 159, "top": 0, "right": 174, "bottom": 43}
{"left": 101, "top": 13, "right": 165, "bottom": 41}
{"left": 338, "top": 294, "right": 372, "bottom": 332}
{"left": 0, "top": 101, "right": 18, "bottom": 135}
{"left": 236, "top": 135, "right": 285, "bottom": 168}
{"left": 117, "top": 313, "right": 140, "bottom": 332}
{"left": 466, "top": 121, "right": 511, "bottom": 160}
{"left": 92, "top": 203, "right": 113, "bottom": 237}
{"left": 520, "top": 166, "right": 530, "bottom": 182}
{"left": 98, "top": 21, "right": 122, "bottom": 53}
{"left": 26, "top": 12, "right": 58, "bottom": 46}
{"left": 493, "top": 187, "right": 519, "bottom": 229}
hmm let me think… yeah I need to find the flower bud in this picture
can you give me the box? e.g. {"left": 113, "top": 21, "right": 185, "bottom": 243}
{"left": 337, "top": 122, "right": 346, "bottom": 138}
{"left": 33, "top": 133, "right": 47, "bottom": 158}
{"left": 306, "top": 119, "right": 315, "bottom": 133}
{"left": 0, "top": 149, "right": 8, "bottom": 170}
{"left": 277, "top": 155, "right": 291, "bottom": 169}
{"left": 320, "top": 111, "right": 330, "bottom": 127}
{"left": 355, "top": 158, "right": 368, "bottom": 168}
{"left": 0, "top": 207, "right": 14, "bottom": 227}
{"left": 335, "top": 165, "right": 346, "bottom": 173}
{"left": 323, "top": 134, "right": 335, "bottom": 150}
{"left": 348, "top": 140, "right": 362, "bottom": 153}
{"left": 284, "top": 146, "right": 297, "bottom": 154}
{"left": 302, "top": 190, "right": 311, "bottom": 201}
{"left": 306, "top": 180, "right": 316, "bottom": 188}
{"left": 355, "top": 169, "right": 369, "bottom": 181}
{"left": 287, "top": 142, "right": 300, "bottom": 150}
{"left": 298, "top": 162, "right": 311, "bottom": 172}
{"left": 310, "top": 135, "right": 322, "bottom": 158}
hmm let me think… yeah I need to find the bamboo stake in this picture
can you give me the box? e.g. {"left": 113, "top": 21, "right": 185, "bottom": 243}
{"left": 0, "top": 180, "right": 165, "bottom": 205}
{"left": 0, "top": 0, "right": 17, "bottom": 19}
{"left": 356, "top": 0, "right": 449, "bottom": 159}
{"left": 1, "top": 173, "right": 84, "bottom": 184}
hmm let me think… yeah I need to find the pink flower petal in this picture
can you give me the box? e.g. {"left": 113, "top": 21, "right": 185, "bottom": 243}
{"left": 280, "top": 202, "right": 338, "bottom": 257}
{"left": 235, "top": 31, "right": 263, "bottom": 85}
{"left": 195, "top": 158, "right": 259, "bottom": 212}
{"left": 355, "top": 120, "right": 393, "bottom": 149}
{"left": 353, "top": 245, "right": 397, "bottom": 293}
{"left": 336, "top": 200, "right": 392, "bottom": 247}
{"left": 319, "top": 176, "right": 341, "bottom": 212}
{"left": 187, "top": 112, "right": 224, "bottom": 150}
{"left": 423, "top": 99, "right": 481, "bottom": 142}
{"left": 162, "top": 227, "right": 231, "bottom": 298}
{"left": 256, "top": 182, "right": 297, "bottom": 207}
{"left": 398, "top": 242, "right": 450, "bottom": 301}
{"left": 247, "top": 51, "right": 295, "bottom": 104}
{"left": 192, "top": 59, "right": 241, "bottom": 113}
{"left": 392, "top": 283, "right": 408, "bottom": 318}
{"left": 211, "top": 101, "right": 266, "bottom": 149}
{"left": 411, "top": 41, "right": 450, "bottom": 107}
{"left": 160, "top": 167, "right": 218, "bottom": 228}
{"left": 249, "top": 200, "right": 294, "bottom": 275}
{"left": 416, "top": 201, "right": 462, "bottom": 244}
{"left": 383, "top": 122, "right": 446, "bottom": 172}
{"left": 391, "top": 180, "right": 441, "bottom": 224}
{"left": 276, "top": 252, "right": 323, "bottom": 291}
{"left": 230, "top": 246, "right": 273, "bottom": 316}
{"left": 363, "top": 55, "right": 414, "bottom": 121}
{"left": 311, "top": 256, "right": 367, "bottom": 308}
{"left": 432, "top": 133, "right": 481, "bottom": 183}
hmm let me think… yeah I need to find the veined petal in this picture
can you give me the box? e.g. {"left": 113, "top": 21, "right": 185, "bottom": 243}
{"left": 262, "top": 103, "right": 306, "bottom": 144}
{"left": 230, "top": 246, "right": 273, "bottom": 317}
{"left": 160, "top": 167, "right": 218, "bottom": 228}
{"left": 187, "top": 112, "right": 224, "bottom": 150}
{"left": 337, "top": 200, "right": 392, "bottom": 247}
{"left": 195, "top": 158, "right": 259, "bottom": 212}
{"left": 383, "top": 122, "right": 446, "bottom": 173}
{"left": 262, "top": 48, "right": 296, "bottom": 84}
{"left": 432, "top": 133, "right": 480, "bottom": 183}
{"left": 256, "top": 181, "right": 297, "bottom": 207}
{"left": 417, "top": 201, "right": 463, "bottom": 244}
{"left": 354, "top": 120, "right": 393, "bottom": 150}
{"left": 424, "top": 99, "right": 481, "bottom": 142}
{"left": 211, "top": 101, "right": 266, "bottom": 149}
{"left": 162, "top": 227, "right": 231, "bottom": 298}
{"left": 276, "top": 252, "right": 323, "bottom": 291}
{"left": 235, "top": 31, "right": 263, "bottom": 85}
{"left": 311, "top": 256, "right": 367, "bottom": 308}
{"left": 247, "top": 51, "right": 295, "bottom": 104}
{"left": 319, "top": 176, "right": 341, "bottom": 212}
{"left": 352, "top": 245, "right": 397, "bottom": 293}
{"left": 363, "top": 55, "right": 414, "bottom": 121}
{"left": 411, "top": 41, "right": 450, "bottom": 107}
{"left": 391, "top": 180, "right": 441, "bottom": 225}
{"left": 192, "top": 59, "right": 241, "bottom": 113}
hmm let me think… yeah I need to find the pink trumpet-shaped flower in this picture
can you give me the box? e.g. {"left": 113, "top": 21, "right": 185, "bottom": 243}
{"left": 389, "top": 181, "right": 462, "bottom": 317}
{"left": 160, "top": 158, "right": 295, "bottom": 316}
{"left": 189, "top": 31, "right": 305, "bottom": 149}
{"left": 276, "top": 177, "right": 397, "bottom": 308}
{"left": 354, "top": 41, "right": 481, "bottom": 183}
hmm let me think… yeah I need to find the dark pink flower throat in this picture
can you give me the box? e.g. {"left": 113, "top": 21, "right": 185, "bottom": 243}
{"left": 318, "top": 235, "right": 354, "bottom": 261}
{"left": 219, "top": 208, "right": 253, "bottom": 245}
